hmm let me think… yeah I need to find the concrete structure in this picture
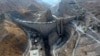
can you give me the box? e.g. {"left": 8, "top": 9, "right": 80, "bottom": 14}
{"left": 7, "top": 11, "right": 75, "bottom": 56}
{"left": 30, "top": 50, "right": 39, "bottom": 56}
{"left": 6, "top": 0, "right": 86, "bottom": 56}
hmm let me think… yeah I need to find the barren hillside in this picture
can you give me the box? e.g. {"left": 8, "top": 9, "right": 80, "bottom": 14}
{"left": 77, "top": 0, "right": 100, "bottom": 19}
{"left": 0, "top": 19, "right": 27, "bottom": 56}
{"left": 0, "top": 0, "right": 100, "bottom": 56}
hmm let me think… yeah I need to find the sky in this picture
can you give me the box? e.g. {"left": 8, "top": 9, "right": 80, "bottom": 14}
{"left": 42, "top": 0, "right": 61, "bottom": 6}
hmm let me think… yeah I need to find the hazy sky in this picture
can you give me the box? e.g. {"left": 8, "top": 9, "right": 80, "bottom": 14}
{"left": 42, "top": 0, "right": 60, "bottom": 5}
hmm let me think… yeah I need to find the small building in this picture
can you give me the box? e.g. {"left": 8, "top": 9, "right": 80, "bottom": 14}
{"left": 30, "top": 49, "right": 39, "bottom": 56}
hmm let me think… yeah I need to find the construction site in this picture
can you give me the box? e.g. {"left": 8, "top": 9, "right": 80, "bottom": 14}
{"left": 0, "top": 0, "right": 100, "bottom": 56}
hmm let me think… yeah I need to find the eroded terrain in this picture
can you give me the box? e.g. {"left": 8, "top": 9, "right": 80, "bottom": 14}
{"left": 0, "top": 0, "right": 100, "bottom": 56}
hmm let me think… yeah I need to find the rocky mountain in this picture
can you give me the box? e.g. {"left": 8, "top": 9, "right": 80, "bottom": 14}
{"left": 57, "top": 0, "right": 84, "bottom": 17}
{"left": 38, "top": 9, "right": 54, "bottom": 22}
{"left": 0, "top": 0, "right": 48, "bottom": 13}
{"left": 77, "top": 0, "right": 100, "bottom": 19}
{"left": 0, "top": 0, "right": 100, "bottom": 56}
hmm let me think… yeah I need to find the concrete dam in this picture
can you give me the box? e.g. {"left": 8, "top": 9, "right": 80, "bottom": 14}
{"left": 6, "top": 0, "right": 100, "bottom": 56}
